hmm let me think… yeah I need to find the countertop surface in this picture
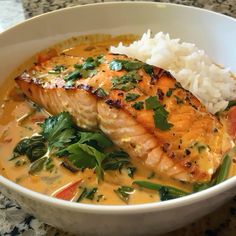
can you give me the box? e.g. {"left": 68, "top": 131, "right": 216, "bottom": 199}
{"left": 1, "top": 0, "right": 236, "bottom": 235}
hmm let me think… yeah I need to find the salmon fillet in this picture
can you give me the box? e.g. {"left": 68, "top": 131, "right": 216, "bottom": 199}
{"left": 15, "top": 52, "right": 231, "bottom": 183}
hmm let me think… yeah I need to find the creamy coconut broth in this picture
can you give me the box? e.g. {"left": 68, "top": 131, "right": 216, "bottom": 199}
{"left": 0, "top": 34, "right": 236, "bottom": 205}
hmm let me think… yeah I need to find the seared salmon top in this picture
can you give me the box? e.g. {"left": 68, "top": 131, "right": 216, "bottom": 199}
{"left": 15, "top": 52, "right": 231, "bottom": 183}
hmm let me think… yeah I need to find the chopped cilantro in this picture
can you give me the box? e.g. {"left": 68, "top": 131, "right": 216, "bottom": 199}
{"left": 109, "top": 59, "right": 143, "bottom": 72}
{"left": 174, "top": 95, "right": 183, "bottom": 104}
{"left": 64, "top": 70, "right": 81, "bottom": 81}
{"left": 132, "top": 101, "right": 144, "bottom": 110}
{"left": 125, "top": 93, "right": 140, "bottom": 102}
{"left": 109, "top": 60, "right": 123, "bottom": 71}
{"left": 145, "top": 96, "right": 161, "bottom": 110}
{"left": 48, "top": 65, "right": 66, "bottom": 74}
{"left": 111, "top": 71, "right": 141, "bottom": 92}
{"left": 143, "top": 64, "right": 153, "bottom": 75}
{"left": 93, "top": 87, "right": 108, "bottom": 98}
{"left": 41, "top": 112, "right": 76, "bottom": 150}
{"left": 166, "top": 88, "right": 173, "bottom": 97}
{"left": 153, "top": 108, "right": 173, "bottom": 131}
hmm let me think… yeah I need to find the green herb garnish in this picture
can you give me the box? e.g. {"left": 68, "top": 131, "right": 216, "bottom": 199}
{"left": 143, "top": 64, "right": 153, "bottom": 76}
{"left": 127, "top": 166, "right": 136, "bottom": 178}
{"left": 102, "top": 150, "right": 130, "bottom": 171}
{"left": 132, "top": 101, "right": 144, "bottom": 110}
{"left": 109, "top": 60, "right": 123, "bottom": 71}
{"left": 77, "top": 187, "right": 98, "bottom": 202}
{"left": 93, "top": 87, "right": 108, "bottom": 98}
{"left": 11, "top": 135, "right": 47, "bottom": 162}
{"left": 64, "top": 70, "right": 81, "bottom": 81}
{"left": 125, "top": 93, "right": 140, "bottom": 102}
{"left": 42, "top": 112, "right": 76, "bottom": 151}
{"left": 153, "top": 108, "right": 173, "bottom": 131}
{"left": 174, "top": 95, "right": 184, "bottom": 104}
{"left": 114, "top": 186, "right": 134, "bottom": 203}
{"left": 133, "top": 181, "right": 188, "bottom": 201}
{"left": 111, "top": 71, "right": 142, "bottom": 92}
{"left": 109, "top": 60, "right": 143, "bottom": 72}
{"left": 226, "top": 100, "right": 236, "bottom": 110}
{"left": 48, "top": 65, "right": 66, "bottom": 74}
{"left": 166, "top": 88, "right": 173, "bottom": 97}
{"left": 145, "top": 96, "right": 161, "bottom": 110}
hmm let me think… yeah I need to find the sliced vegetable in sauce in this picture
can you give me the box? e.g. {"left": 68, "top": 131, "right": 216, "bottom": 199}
{"left": 53, "top": 180, "right": 82, "bottom": 201}
{"left": 133, "top": 181, "right": 188, "bottom": 201}
{"left": 114, "top": 186, "right": 134, "bottom": 203}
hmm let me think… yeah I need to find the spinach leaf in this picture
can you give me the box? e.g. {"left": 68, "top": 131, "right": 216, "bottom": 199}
{"left": 29, "top": 156, "right": 54, "bottom": 174}
{"left": 10, "top": 135, "right": 47, "bottom": 162}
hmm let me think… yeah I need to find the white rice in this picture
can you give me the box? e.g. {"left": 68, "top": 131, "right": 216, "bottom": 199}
{"left": 110, "top": 30, "right": 236, "bottom": 114}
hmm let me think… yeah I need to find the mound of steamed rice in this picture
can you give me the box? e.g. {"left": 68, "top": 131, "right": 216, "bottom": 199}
{"left": 110, "top": 30, "right": 236, "bottom": 114}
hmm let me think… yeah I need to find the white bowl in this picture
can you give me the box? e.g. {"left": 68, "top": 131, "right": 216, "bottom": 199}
{"left": 1, "top": 2, "right": 236, "bottom": 235}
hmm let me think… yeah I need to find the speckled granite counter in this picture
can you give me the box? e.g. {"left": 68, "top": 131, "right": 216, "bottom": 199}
{"left": 1, "top": 0, "right": 236, "bottom": 235}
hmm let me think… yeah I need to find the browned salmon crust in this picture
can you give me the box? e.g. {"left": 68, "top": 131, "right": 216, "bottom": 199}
{"left": 15, "top": 53, "right": 231, "bottom": 183}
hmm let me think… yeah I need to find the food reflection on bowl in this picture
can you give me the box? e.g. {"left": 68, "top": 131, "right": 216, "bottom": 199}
{"left": 1, "top": 2, "right": 236, "bottom": 235}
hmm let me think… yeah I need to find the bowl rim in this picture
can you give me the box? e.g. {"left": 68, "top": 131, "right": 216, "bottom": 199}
{"left": 1, "top": 1, "right": 236, "bottom": 214}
